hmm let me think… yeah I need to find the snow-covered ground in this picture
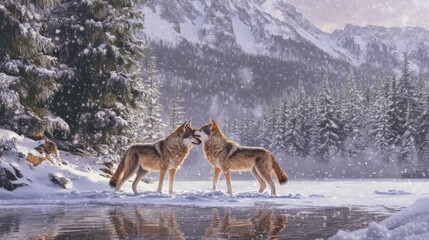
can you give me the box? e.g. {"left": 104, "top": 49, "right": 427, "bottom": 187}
{"left": 1, "top": 174, "right": 428, "bottom": 212}
{"left": 2, "top": 129, "right": 429, "bottom": 239}
{"left": 0, "top": 130, "right": 427, "bottom": 210}
{"left": 2, "top": 128, "right": 427, "bottom": 210}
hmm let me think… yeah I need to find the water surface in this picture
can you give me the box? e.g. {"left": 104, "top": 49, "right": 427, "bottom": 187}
{"left": 0, "top": 205, "right": 397, "bottom": 239}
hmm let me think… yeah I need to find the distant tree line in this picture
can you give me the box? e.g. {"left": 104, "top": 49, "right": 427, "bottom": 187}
{"left": 224, "top": 54, "right": 429, "bottom": 178}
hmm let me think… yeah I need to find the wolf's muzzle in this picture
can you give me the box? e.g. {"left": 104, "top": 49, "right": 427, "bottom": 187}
{"left": 193, "top": 138, "right": 202, "bottom": 145}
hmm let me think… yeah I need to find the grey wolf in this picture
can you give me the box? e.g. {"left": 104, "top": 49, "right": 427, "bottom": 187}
{"left": 109, "top": 120, "right": 201, "bottom": 194}
{"left": 194, "top": 118, "right": 288, "bottom": 195}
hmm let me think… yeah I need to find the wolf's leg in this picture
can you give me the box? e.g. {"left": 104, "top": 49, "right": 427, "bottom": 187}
{"left": 223, "top": 170, "right": 233, "bottom": 195}
{"left": 256, "top": 166, "right": 276, "bottom": 196}
{"left": 132, "top": 168, "right": 149, "bottom": 195}
{"left": 115, "top": 160, "right": 139, "bottom": 192}
{"left": 157, "top": 169, "right": 167, "bottom": 193}
{"left": 251, "top": 167, "right": 266, "bottom": 193}
{"left": 168, "top": 168, "right": 177, "bottom": 194}
{"left": 212, "top": 167, "right": 222, "bottom": 190}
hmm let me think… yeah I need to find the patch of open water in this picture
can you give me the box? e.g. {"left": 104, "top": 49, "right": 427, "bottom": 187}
{"left": 0, "top": 204, "right": 399, "bottom": 239}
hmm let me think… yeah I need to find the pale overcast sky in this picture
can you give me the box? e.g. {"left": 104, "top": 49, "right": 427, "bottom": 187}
{"left": 283, "top": 0, "right": 429, "bottom": 32}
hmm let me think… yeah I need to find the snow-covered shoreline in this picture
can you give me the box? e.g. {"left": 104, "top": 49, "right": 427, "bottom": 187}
{"left": 1, "top": 179, "right": 428, "bottom": 212}
{"left": 330, "top": 197, "right": 429, "bottom": 239}
{"left": 2, "top": 129, "right": 429, "bottom": 239}
{"left": 2, "top": 129, "right": 427, "bottom": 211}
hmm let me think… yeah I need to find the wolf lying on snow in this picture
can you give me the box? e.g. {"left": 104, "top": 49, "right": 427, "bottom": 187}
{"left": 193, "top": 118, "right": 288, "bottom": 195}
{"left": 109, "top": 120, "right": 201, "bottom": 195}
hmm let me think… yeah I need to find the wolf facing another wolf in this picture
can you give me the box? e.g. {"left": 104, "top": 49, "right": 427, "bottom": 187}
{"left": 109, "top": 120, "right": 201, "bottom": 195}
{"left": 110, "top": 118, "right": 288, "bottom": 195}
{"left": 194, "top": 118, "right": 288, "bottom": 195}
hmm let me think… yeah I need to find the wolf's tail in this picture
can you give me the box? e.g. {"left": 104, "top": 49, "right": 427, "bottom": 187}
{"left": 272, "top": 155, "right": 288, "bottom": 185}
{"left": 109, "top": 153, "right": 126, "bottom": 188}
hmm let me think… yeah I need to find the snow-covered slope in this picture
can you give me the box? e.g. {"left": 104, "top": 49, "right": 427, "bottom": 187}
{"left": 140, "top": 0, "right": 429, "bottom": 69}
{"left": 141, "top": 0, "right": 351, "bottom": 61}
{"left": 332, "top": 24, "right": 429, "bottom": 69}
{"left": 0, "top": 129, "right": 111, "bottom": 195}
{"left": 331, "top": 197, "right": 429, "bottom": 240}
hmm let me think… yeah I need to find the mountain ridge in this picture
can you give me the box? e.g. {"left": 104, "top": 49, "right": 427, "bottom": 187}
{"left": 140, "top": 0, "right": 429, "bottom": 70}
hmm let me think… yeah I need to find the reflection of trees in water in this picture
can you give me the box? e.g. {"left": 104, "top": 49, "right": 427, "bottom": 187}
{"left": 110, "top": 206, "right": 185, "bottom": 239}
{"left": 204, "top": 208, "right": 288, "bottom": 240}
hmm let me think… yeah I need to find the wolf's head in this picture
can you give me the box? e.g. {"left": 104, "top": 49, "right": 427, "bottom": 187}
{"left": 175, "top": 120, "right": 202, "bottom": 147}
{"left": 193, "top": 118, "right": 222, "bottom": 143}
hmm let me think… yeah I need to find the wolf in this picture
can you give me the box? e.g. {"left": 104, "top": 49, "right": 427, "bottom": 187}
{"left": 109, "top": 120, "right": 201, "bottom": 195}
{"left": 194, "top": 118, "right": 288, "bottom": 195}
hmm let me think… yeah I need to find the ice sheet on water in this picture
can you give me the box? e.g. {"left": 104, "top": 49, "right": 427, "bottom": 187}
{"left": 374, "top": 189, "right": 413, "bottom": 195}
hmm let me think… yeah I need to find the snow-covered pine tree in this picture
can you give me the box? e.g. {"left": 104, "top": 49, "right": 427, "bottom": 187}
{"left": 342, "top": 70, "right": 364, "bottom": 156}
{"left": 386, "top": 75, "right": 402, "bottom": 146}
{"left": 264, "top": 104, "right": 283, "bottom": 152}
{"left": 396, "top": 53, "right": 420, "bottom": 166}
{"left": 0, "top": 0, "right": 68, "bottom": 138}
{"left": 271, "top": 105, "right": 286, "bottom": 152}
{"left": 258, "top": 105, "right": 271, "bottom": 149}
{"left": 369, "top": 75, "right": 395, "bottom": 155}
{"left": 401, "top": 102, "right": 421, "bottom": 177}
{"left": 284, "top": 82, "right": 311, "bottom": 157}
{"left": 168, "top": 79, "right": 185, "bottom": 131}
{"left": 316, "top": 73, "right": 343, "bottom": 161}
{"left": 225, "top": 112, "right": 240, "bottom": 141}
{"left": 397, "top": 53, "right": 417, "bottom": 142}
{"left": 416, "top": 66, "right": 428, "bottom": 145}
{"left": 140, "top": 55, "right": 165, "bottom": 142}
{"left": 239, "top": 112, "right": 257, "bottom": 146}
{"left": 299, "top": 83, "right": 314, "bottom": 158}
{"left": 307, "top": 96, "right": 319, "bottom": 158}
{"left": 48, "top": 0, "right": 145, "bottom": 157}
{"left": 279, "top": 95, "right": 290, "bottom": 151}
{"left": 416, "top": 67, "right": 429, "bottom": 176}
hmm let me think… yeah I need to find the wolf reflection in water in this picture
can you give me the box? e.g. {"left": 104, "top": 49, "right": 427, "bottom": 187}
{"left": 204, "top": 208, "right": 288, "bottom": 239}
{"left": 112, "top": 207, "right": 287, "bottom": 239}
{"left": 0, "top": 206, "right": 288, "bottom": 239}
{"left": 0, "top": 205, "right": 392, "bottom": 239}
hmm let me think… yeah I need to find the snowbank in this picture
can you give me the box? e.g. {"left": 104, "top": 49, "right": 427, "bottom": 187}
{"left": 0, "top": 128, "right": 110, "bottom": 193}
{"left": 1, "top": 129, "right": 429, "bottom": 212}
{"left": 330, "top": 197, "right": 429, "bottom": 240}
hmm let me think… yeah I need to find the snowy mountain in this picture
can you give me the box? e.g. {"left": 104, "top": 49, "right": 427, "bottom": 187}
{"left": 141, "top": 0, "right": 350, "bottom": 62}
{"left": 137, "top": 0, "right": 429, "bottom": 126}
{"left": 332, "top": 24, "right": 429, "bottom": 69}
{"left": 140, "top": 0, "right": 429, "bottom": 70}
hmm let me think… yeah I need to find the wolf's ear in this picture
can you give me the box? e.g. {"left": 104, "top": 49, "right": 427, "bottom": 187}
{"left": 210, "top": 118, "right": 219, "bottom": 131}
{"left": 185, "top": 120, "right": 192, "bottom": 131}
{"left": 176, "top": 120, "right": 188, "bottom": 133}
